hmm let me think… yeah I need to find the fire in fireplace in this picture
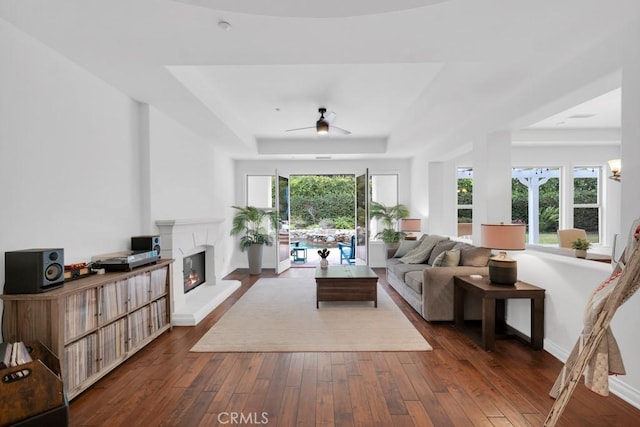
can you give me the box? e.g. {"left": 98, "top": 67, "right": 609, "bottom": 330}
{"left": 183, "top": 251, "right": 206, "bottom": 294}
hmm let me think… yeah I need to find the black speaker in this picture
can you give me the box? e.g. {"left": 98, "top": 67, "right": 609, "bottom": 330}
{"left": 4, "top": 248, "right": 65, "bottom": 294}
{"left": 131, "top": 235, "right": 161, "bottom": 255}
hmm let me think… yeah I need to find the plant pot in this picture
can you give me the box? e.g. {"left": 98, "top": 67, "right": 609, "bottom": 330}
{"left": 575, "top": 249, "right": 587, "bottom": 259}
{"left": 320, "top": 259, "right": 329, "bottom": 269}
{"left": 247, "top": 244, "right": 264, "bottom": 274}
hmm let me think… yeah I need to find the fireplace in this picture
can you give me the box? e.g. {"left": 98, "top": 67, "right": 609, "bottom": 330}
{"left": 156, "top": 218, "right": 240, "bottom": 326}
{"left": 183, "top": 250, "right": 206, "bottom": 294}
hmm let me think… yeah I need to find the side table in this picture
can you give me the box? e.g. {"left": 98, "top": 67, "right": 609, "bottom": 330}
{"left": 454, "top": 275, "right": 545, "bottom": 351}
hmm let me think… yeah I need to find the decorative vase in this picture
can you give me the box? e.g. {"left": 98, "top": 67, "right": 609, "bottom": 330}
{"left": 575, "top": 249, "right": 587, "bottom": 259}
{"left": 320, "top": 258, "right": 329, "bottom": 269}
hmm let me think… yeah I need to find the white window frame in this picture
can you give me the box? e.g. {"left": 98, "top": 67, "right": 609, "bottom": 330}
{"left": 572, "top": 166, "right": 602, "bottom": 243}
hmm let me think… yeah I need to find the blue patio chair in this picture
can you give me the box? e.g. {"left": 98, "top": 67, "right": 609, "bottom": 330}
{"left": 290, "top": 241, "right": 307, "bottom": 263}
{"left": 338, "top": 235, "right": 356, "bottom": 264}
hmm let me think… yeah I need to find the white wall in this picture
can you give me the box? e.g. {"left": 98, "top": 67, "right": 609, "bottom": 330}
{"left": 620, "top": 23, "right": 640, "bottom": 239}
{"left": 0, "top": 19, "right": 235, "bottom": 338}
{"left": 0, "top": 19, "right": 142, "bottom": 266}
{"left": 410, "top": 151, "right": 431, "bottom": 231}
{"left": 148, "top": 106, "right": 220, "bottom": 221}
{"left": 510, "top": 250, "right": 640, "bottom": 408}
{"left": 146, "top": 105, "right": 236, "bottom": 275}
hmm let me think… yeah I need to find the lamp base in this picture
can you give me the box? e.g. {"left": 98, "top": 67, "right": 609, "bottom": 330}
{"left": 488, "top": 255, "right": 517, "bottom": 286}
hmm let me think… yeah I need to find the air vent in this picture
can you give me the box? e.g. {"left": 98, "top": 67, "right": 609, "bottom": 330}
{"left": 567, "top": 114, "right": 595, "bottom": 119}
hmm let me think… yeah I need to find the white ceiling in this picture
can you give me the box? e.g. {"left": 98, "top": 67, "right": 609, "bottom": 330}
{"left": 0, "top": 0, "right": 635, "bottom": 160}
{"left": 528, "top": 88, "right": 621, "bottom": 129}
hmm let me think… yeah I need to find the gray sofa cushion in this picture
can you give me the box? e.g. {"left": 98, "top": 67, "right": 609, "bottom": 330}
{"left": 432, "top": 248, "right": 461, "bottom": 267}
{"left": 404, "top": 270, "right": 424, "bottom": 295}
{"left": 393, "top": 239, "right": 421, "bottom": 258}
{"left": 400, "top": 234, "right": 449, "bottom": 264}
{"left": 427, "top": 240, "right": 457, "bottom": 265}
{"left": 455, "top": 243, "right": 492, "bottom": 267}
{"left": 387, "top": 258, "right": 430, "bottom": 281}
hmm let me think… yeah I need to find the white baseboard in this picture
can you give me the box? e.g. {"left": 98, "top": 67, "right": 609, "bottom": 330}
{"left": 543, "top": 338, "right": 640, "bottom": 409}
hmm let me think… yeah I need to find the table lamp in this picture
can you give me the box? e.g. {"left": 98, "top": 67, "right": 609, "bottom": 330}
{"left": 481, "top": 223, "right": 526, "bottom": 285}
{"left": 401, "top": 218, "right": 421, "bottom": 240}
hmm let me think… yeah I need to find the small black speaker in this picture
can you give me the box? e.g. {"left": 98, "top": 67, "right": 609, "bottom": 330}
{"left": 4, "top": 248, "right": 65, "bottom": 294}
{"left": 131, "top": 235, "right": 161, "bottom": 255}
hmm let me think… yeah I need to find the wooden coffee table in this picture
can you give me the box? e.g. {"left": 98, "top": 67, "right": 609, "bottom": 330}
{"left": 315, "top": 265, "right": 379, "bottom": 308}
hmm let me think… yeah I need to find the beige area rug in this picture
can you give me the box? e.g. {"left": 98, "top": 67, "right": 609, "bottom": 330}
{"left": 191, "top": 278, "right": 432, "bottom": 352}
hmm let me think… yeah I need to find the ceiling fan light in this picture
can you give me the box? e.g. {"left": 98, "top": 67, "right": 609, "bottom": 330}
{"left": 316, "top": 120, "right": 329, "bottom": 134}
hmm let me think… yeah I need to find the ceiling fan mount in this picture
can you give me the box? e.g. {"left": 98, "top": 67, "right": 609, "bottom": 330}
{"left": 285, "top": 107, "right": 351, "bottom": 135}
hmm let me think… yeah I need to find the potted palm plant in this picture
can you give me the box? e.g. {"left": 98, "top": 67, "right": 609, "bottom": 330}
{"left": 230, "top": 206, "right": 274, "bottom": 274}
{"left": 370, "top": 202, "right": 410, "bottom": 252}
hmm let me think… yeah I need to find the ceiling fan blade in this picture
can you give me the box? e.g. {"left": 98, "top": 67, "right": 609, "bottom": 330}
{"left": 285, "top": 126, "right": 315, "bottom": 132}
{"left": 329, "top": 125, "right": 351, "bottom": 135}
{"left": 324, "top": 111, "right": 336, "bottom": 123}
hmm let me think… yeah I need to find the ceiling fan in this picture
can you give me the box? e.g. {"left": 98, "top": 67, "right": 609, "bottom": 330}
{"left": 285, "top": 107, "right": 351, "bottom": 135}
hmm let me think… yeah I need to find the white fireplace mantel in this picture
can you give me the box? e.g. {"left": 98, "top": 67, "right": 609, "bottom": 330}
{"left": 156, "top": 218, "right": 240, "bottom": 326}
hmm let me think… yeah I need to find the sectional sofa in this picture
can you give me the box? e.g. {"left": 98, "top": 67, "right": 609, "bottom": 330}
{"left": 385, "top": 234, "right": 492, "bottom": 321}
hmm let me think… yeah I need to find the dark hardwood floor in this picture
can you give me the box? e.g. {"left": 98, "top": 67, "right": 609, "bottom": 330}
{"left": 69, "top": 268, "right": 640, "bottom": 426}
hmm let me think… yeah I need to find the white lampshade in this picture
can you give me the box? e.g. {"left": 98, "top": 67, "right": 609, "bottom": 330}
{"left": 608, "top": 158, "right": 621, "bottom": 173}
{"left": 481, "top": 223, "right": 526, "bottom": 250}
{"left": 608, "top": 158, "right": 621, "bottom": 181}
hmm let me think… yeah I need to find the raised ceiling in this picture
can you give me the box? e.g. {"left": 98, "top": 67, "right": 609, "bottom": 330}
{"left": 173, "top": 0, "right": 448, "bottom": 18}
{"left": 0, "top": 0, "right": 635, "bottom": 160}
{"left": 528, "top": 88, "right": 620, "bottom": 130}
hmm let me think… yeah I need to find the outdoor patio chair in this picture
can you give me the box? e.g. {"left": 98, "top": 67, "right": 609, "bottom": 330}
{"left": 290, "top": 241, "right": 307, "bottom": 263}
{"left": 338, "top": 235, "right": 356, "bottom": 264}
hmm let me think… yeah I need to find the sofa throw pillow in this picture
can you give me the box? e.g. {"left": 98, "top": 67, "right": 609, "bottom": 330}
{"left": 393, "top": 239, "right": 421, "bottom": 258}
{"left": 427, "top": 240, "right": 456, "bottom": 265}
{"left": 455, "top": 243, "right": 492, "bottom": 267}
{"left": 432, "top": 249, "right": 461, "bottom": 267}
{"left": 399, "top": 235, "right": 448, "bottom": 264}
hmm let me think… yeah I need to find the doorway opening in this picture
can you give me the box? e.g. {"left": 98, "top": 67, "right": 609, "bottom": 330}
{"left": 288, "top": 174, "right": 356, "bottom": 267}
{"left": 246, "top": 172, "right": 399, "bottom": 269}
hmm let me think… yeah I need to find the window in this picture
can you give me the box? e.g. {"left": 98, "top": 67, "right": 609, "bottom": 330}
{"left": 369, "top": 174, "right": 399, "bottom": 240}
{"left": 573, "top": 167, "right": 601, "bottom": 243}
{"left": 512, "top": 168, "right": 560, "bottom": 244}
{"left": 457, "top": 168, "right": 472, "bottom": 237}
{"left": 247, "top": 175, "right": 275, "bottom": 209}
{"left": 246, "top": 174, "right": 277, "bottom": 237}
